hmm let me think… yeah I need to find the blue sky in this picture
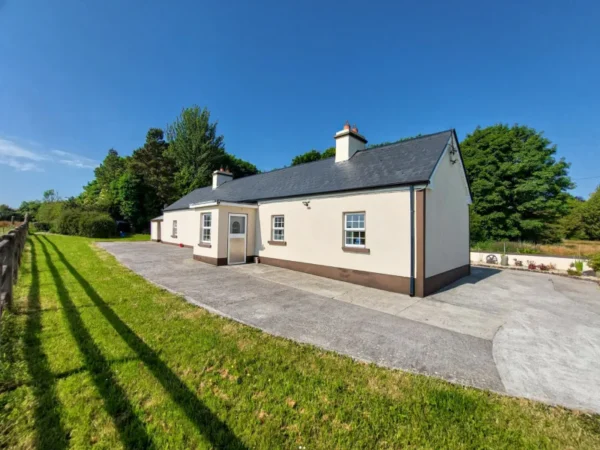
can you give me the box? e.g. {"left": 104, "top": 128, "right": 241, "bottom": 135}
{"left": 1, "top": 0, "right": 599, "bottom": 207}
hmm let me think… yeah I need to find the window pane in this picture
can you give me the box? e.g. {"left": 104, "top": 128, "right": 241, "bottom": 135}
{"left": 345, "top": 213, "right": 365, "bottom": 230}
{"left": 274, "top": 229, "right": 284, "bottom": 241}
{"left": 345, "top": 230, "right": 365, "bottom": 246}
{"left": 203, "top": 214, "right": 211, "bottom": 227}
{"left": 202, "top": 229, "right": 211, "bottom": 242}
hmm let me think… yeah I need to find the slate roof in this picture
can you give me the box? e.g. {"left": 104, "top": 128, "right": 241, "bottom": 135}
{"left": 164, "top": 129, "right": 453, "bottom": 211}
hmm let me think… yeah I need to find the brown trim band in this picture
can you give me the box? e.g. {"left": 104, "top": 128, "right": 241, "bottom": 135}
{"left": 424, "top": 264, "right": 470, "bottom": 296}
{"left": 193, "top": 254, "right": 227, "bottom": 266}
{"left": 268, "top": 240, "right": 287, "bottom": 246}
{"left": 342, "top": 246, "right": 370, "bottom": 254}
{"left": 259, "top": 256, "right": 411, "bottom": 294}
{"left": 160, "top": 241, "right": 193, "bottom": 249}
{"left": 415, "top": 190, "right": 426, "bottom": 297}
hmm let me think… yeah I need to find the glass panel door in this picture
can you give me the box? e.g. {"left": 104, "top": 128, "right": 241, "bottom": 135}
{"left": 228, "top": 214, "right": 247, "bottom": 264}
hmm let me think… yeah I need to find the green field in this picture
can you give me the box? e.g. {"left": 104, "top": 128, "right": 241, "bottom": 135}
{"left": 1, "top": 234, "right": 599, "bottom": 449}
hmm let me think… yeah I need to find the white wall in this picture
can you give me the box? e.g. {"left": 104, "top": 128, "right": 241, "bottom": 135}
{"left": 257, "top": 190, "right": 411, "bottom": 276}
{"left": 425, "top": 134, "right": 471, "bottom": 277}
{"left": 191, "top": 207, "right": 219, "bottom": 259}
{"left": 161, "top": 209, "right": 200, "bottom": 247}
{"left": 150, "top": 221, "right": 161, "bottom": 240}
{"left": 471, "top": 252, "right": 592, "bottom": 271}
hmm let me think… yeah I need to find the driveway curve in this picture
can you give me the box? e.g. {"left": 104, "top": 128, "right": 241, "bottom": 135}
{"left": 98, "top": 241, "right": 600, "bottom": 413}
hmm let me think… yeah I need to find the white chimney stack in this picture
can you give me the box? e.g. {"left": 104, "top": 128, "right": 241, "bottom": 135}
{"left": 334, "top": 121, "right": 367, "bottom": 162}
{"left": 212, "top": 167, "right": 233, "bottom": 189}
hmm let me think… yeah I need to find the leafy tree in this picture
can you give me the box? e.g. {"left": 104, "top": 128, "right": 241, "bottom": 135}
{"left": 461, "top": 124, "right": 573, "bottom": 243}
{"left": 82, "top": 149, "right": 126, "bottom": 217}
{"left": 562, "top": 186, "right": 600, "bottom": 240}
{"left": 129, "top": 128, "right": 177, "bottom": 213}
{"left": 167, "top": 106, "right": 226, "bottom": 195}
{"left": 18, "top": 200, "right": 41, "bottom": 220}
{"left": 43, "top": 189, "right": 60, "bottom": 202}
{"left": 291, "top": 150, "right": 322, "bottom": 166}
{"left": 321, "top": 147, "right": 336, "bottom": 158}
{"left": 117, "top": 168, "right": 147, "bottom": 231}
{"left": 221, "top": 153, "right": 259, "bottom": 179}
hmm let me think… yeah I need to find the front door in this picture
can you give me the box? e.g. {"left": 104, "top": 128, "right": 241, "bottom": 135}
{"left": 228, "top": 214, "right": 247, "bottom": 265}
{"left": 157, "top": 222, "right": 162, "bottom": 242}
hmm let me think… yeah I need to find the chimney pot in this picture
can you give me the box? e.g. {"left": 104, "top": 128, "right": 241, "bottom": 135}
{"left": 343, "top": 121, "right": 351, "bottom": 130}
{"left": 351, "top": 124, "right": 358, "bottom": 133}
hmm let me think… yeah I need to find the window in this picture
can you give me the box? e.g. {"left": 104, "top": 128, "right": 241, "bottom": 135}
{"left": 201, "top": 213, "right": 211, "bottom": 243}
{"left": 344, "top": 213, "right": 365, "bottom": 247}
{"left": 272, "top": 215, "right": 285, "bottom": 241}
{"left": 172, "top": 220, "right": 178, "bottom": 238}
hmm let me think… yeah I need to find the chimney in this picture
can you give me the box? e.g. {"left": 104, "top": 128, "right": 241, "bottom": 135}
{"left": 212, "top": 167, "right": 233, "bottom": 189}
{"left": 334, "top": 121, "right": 367, "bottom": 162}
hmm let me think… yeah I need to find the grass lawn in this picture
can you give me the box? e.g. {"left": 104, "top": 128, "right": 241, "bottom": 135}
{"left": 472, "top": 240, "right": 600, "bottom": 258}
{"left": 95, "top": 233, "right": 150, "bottom": 242}
{"left": 1, "top": 235, "right": 599, "bottom": 449}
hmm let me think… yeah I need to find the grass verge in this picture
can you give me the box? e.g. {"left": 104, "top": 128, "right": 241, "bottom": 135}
{"left": 1, "top": 234, "right": 599, "bottom": 449}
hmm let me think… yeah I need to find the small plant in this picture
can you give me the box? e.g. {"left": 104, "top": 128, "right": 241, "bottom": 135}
{"left": 567, "top": 268, "right": 582, "bottom": 276}
{"left": 537, "top": 263, "right": 550, "bottom": 271}
{"left": 547, "top": 263, "right": 557, "bottom": 270}
{"left": 574, "top": 260, "right": 584, "bottom": 273}
{"left": 513, "top": 258, "right": 523, "bottom": 267}
{"left": 527, "top": 260, "right": 537, "bottom": 270}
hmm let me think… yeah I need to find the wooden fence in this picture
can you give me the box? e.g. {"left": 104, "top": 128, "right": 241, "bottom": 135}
{"left": 0, "top": 217, "right": 29, "bottom": 321}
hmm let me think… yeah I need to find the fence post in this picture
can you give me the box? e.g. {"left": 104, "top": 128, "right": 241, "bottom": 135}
{"left": 1, "top": 234, "right": 14, "bottom": 309}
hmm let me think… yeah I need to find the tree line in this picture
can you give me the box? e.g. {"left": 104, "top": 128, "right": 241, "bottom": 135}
{"left": 6, "top": 106, "right": 599, "bottom": 243}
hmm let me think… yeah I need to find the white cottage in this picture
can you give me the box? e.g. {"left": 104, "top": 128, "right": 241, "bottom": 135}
{"left": 150, "top": 124, "right": 471, "bottom": 297}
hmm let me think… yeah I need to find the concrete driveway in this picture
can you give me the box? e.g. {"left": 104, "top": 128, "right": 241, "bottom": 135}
{"left": 97, "top": 242, "right": 600, "bottom": 413}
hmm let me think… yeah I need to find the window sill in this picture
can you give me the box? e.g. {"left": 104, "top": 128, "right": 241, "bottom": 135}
{"left": 198, "top": 242, "right": 212, "bottom": 248}
{"left": 268, "top": 240, "right": 287, "bottom": 246}
{"left": 342, "top": 246, "right": 370, "bottom": 254}
{"left": 171, "top": 235, "right": 178, "bottom": 238}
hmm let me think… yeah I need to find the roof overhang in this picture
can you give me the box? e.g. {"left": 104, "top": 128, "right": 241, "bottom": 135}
{"left": 188, "top": 200, "right": 259, "bottom": 209}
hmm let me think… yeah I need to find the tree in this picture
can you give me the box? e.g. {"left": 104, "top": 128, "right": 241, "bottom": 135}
{"left": 222, "top": 153, "right": 259, "bottom": 179}
{"left": 461, "top": 124, "right": 574, "bottom": 243}
{"left": 167, "top": 106, "right": 226, "bottom": 195}
{"left": 562, "top": 186, "right": 600, "bottom": 240}
{"left": 321, "top": 147, "right": 336, "bottom": 158}
{"left": 18, "top": 200, "right": 41, "bottom": 220}
{"left": 130, "top": 128, "right": 177, "bottom": 213}
{"left": 82, "top": 149, "right": 126, "bottom": 217}
{"left": 43, "top": 189, "right": 60, "bottom": 202}
{"left": 291, "top": 150, "right": 322, "bottom": 166}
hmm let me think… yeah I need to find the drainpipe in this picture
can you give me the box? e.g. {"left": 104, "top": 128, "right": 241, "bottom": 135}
{"left": 409, "top": 185, "right": 415, "bottom": 297}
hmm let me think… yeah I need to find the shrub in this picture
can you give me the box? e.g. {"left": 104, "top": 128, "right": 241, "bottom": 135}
{"left": 32, "top": 222, "right": 51, "bottom": 232}
{"left": 56, "top": 209, "right": 83, "bottom": 236}
{"left": 78, "top": 212, "right": 116, "bottom": 238}
{"left": 588, "top": 254, "right": 600, "bottom": 273}
{"left": 573, "top": 260, "right": 585, "bottom": 273}
{"left": 567, "top": 268, "right": 582, "bottom": 276}
{"left": 527, "top": 261, "right": 537, "bottom": 270}
{"left": 537, "top": 263, "right": 550, "bottom": 271}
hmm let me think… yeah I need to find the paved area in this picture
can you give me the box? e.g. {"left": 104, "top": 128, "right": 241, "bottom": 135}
{"left": 97, "top": 242, "right": 600, "bottom": 413}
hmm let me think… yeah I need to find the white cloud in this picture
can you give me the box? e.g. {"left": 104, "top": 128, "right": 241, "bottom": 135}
{"left": 0, "top": 158, "right": 44, "bottom": 172}
{"left": 51, "top": 150, "right": 99, "bottom": 169}
{"left": 0, "top": 137, "right": 99, "bottom": 172}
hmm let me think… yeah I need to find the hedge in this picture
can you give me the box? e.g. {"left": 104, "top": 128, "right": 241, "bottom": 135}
{"left": 79, "top": 212, "right": 116, "bottom": 238}
{"left": 50, "top": 209, "right": 116, "bottom": 238}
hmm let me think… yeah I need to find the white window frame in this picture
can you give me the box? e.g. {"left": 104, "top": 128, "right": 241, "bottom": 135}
{"left": 344, "top": 212, "right": 366, "bottom": 248}
{"left": 172, "top": 220, "right": 178, "bottom": 238}
{"left": 201, "top": 213, "right": 212, "bottom": 243}
{"left": 272, "top": 215, "right": 285, "bottom": 242}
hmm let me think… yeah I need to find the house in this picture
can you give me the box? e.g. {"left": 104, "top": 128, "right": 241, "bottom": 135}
{"left": 150, "top": 123, "right": 471, "bottom": 297}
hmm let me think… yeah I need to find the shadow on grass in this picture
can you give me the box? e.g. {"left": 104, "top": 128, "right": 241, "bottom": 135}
{"left": 37, "top": 237, "right": 153, "bottom": 449}
{"left": 41, "top": 235, "right": 248, "bottom": 450}
{"left": 23, "top": 239, "right": 68, "bottom": 449}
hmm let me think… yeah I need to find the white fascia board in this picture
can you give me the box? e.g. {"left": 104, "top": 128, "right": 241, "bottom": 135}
{"left": 189, "top": 201, "right": 258, "bottom": 209}
{"left": 257, "top": 184, "right": 427, "bottom": 206}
